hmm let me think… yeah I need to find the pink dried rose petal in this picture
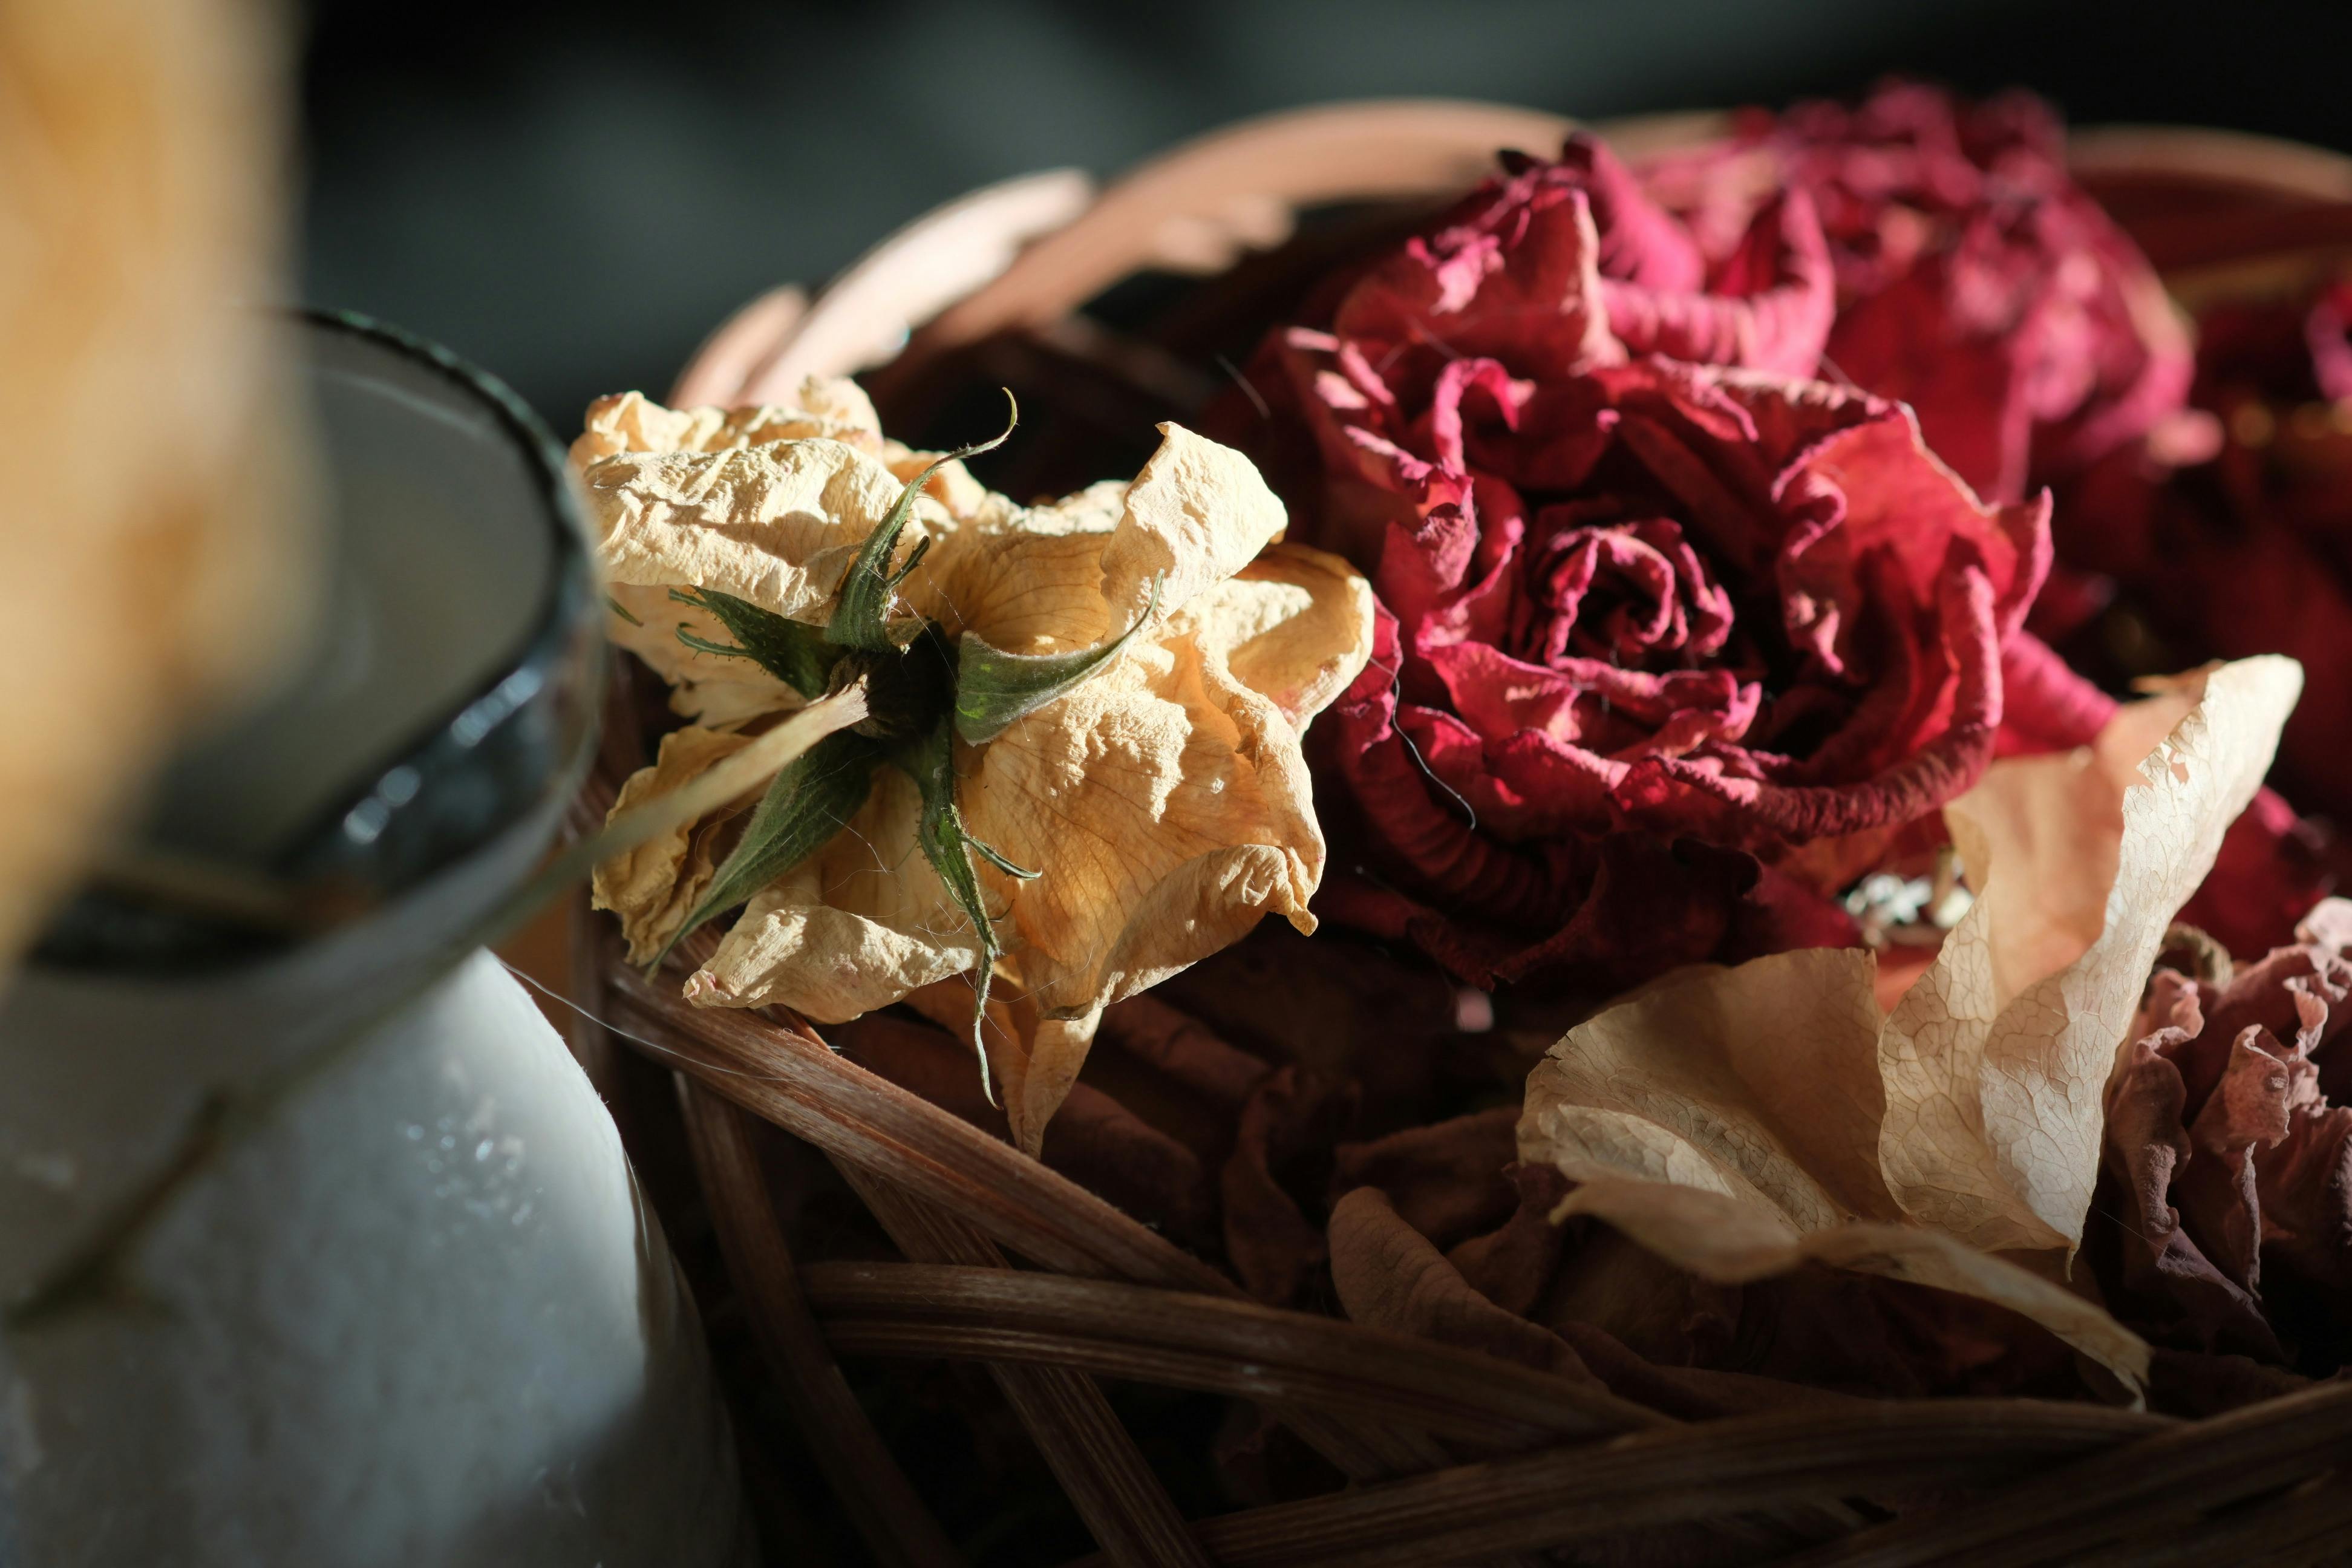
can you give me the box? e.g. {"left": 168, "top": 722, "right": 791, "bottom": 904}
{"left": 1641, "top": 81, "right": 2191, "bottom": 502}
{"left": 2093, "top": 897, "right": 2352, "bottom": 1364}
{"left": 1276, "top": 350, "right": 2042, "bottom": 990}
{"left": 2047, "top": 281, "right": 2352, "bottom": 918}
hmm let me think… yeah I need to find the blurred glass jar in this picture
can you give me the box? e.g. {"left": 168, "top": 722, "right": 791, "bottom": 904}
{"left": 0, "top": 315, "right": 749, "bottom": 1567}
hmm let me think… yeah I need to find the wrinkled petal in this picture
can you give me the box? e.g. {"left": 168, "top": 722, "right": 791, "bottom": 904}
{"left": 2098, "top": 1029, "right": 2283, "bottom": 1357}
{"left": 966, "top": 640, "right": 1325, "bottom": 1019}
{"left": 1650, "top": 82, "right": 2190, "bottom": 501}
{"left": 570, "top": 378, "right": 884, "bottom": 465}
{"left": 1332, "top": 1107, "right": 1523, "bottom": 1249}
{"left": 687, "top": 762, "right": 978, "bottom": 1020}
{"left": 591, "top": 725, "right": 756, "bottom": 961}
{"left": 2092, "top": 893, "right": 2352, "bottom": 1362}
{"left": 1599, "top": 188, "right": 1834, "bottom": 379}
{"left": 1223, "top": 1065, "right": 1359, "bottom": 1305}
{"left": 583, "top": 432, "right": 951, "bottom": 627}
{"left": 1881, "top": 658, "right": 2301, "bottom": 1252}
{"left": 585, "top": 394, "right": 1374, "bottom": 1156}
{"left": 1327, "top": 1185, "right": 1606, "bottom": 1388}
{"left": 1550, "top": 1178, "right": 2150, "bottom": 1391}
{"left": 1520, "top": 658, "right": 2302, "bottom": 1393}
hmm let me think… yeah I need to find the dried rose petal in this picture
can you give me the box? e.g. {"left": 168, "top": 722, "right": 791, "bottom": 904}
{"left": 1641, "top": 82, "right": 2191, "bottom": 502}
{"left": 1516, "top": 658, "right": 2301, "bottom": 1393}
{"left": 2047, "top": 277, "right": 2352, "bottom": 916}
{"left": 2092, "top": 897, "right": 2352, "bottom": 1365}
{"left": 581, "top": 395, "right": 1376, "bottom": 1152}
{"left": 1266, "top": 347, "right": 2042, "bottom": 988}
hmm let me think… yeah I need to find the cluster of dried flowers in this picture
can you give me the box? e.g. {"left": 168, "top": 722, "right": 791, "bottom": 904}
{"left": 1230, "top": 81, "right": 2333, "bottom": 991}
{"left": 590, "top": 79, "right": 2352, "bottom": 1415}
{"left": 577, "top": 378, "right": 1373, "bottom": 1149}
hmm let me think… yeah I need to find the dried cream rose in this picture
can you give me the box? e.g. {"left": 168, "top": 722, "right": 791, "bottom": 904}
{"left": 571, "top": 376, "right": 1000, "bottom": 728}
{"left": 579, "top": 394, "right": 1375, "bottom": 1151}
{"left": 1518, "top": 656, "right": 2304, "bottom": 1393}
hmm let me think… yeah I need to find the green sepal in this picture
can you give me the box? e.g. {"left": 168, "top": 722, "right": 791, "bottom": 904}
{"left": 892, "top": 713, "right": 1010, "bottom": 1098}
{"left": 953, "top": 575, "right": 1163, "bottom": 745}
{"left": 826, "top": 390, "right": 1018, "bottom": 653}
{"left": 966, "top": 835, "right": 1039, "bottom": 881}
{"left": 647, "top": 728, "right": 880, "bottom": 973}
{"left": 668, "top": 587, "right": 840, "bottom": 699}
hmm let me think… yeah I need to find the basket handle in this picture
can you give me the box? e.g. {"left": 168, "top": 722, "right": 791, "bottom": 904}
{"left": 671, "top": 169, "right": 1095, "bottom": 407}
{"left": 679, "top": 99, "right": 1601, "bottom": 407}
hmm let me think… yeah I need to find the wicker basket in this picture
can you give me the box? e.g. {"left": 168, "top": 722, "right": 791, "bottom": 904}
{"left": 569, "top": 102, "right": 2352, "bottom": 1567}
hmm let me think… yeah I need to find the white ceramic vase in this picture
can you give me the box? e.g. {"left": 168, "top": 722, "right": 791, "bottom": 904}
{"left": 0, "top": 315, "right": 749, "bottom": 1566}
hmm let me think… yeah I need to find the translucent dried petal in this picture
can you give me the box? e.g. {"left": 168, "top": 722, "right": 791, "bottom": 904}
{"left": 1520, "top": 656, "right": 2303, "bottom": 1392}
{"left": 1880, "top": 657, "right": 2302, "bottom": 1253}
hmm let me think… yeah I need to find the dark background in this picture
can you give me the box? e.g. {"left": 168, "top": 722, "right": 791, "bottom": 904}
{"left": 298, "top": 0, "right": 2352, "bottom": 434}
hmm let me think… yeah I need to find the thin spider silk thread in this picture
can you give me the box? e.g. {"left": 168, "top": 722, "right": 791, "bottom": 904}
{"left": 498, "top": 957, "right": 835, "bottom": 1080}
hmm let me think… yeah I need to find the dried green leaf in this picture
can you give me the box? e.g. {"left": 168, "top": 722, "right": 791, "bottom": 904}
{"left": 953, "top": 575, "right": 1163, "bottom": 745}
{"left": 650, "top": 727, "right": 880, "bottom": 971}
{"left": 827, "top": 390, "right": 1016, "bottom": 652}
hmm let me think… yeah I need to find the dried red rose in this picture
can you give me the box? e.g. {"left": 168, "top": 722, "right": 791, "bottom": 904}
{"left": 2030, "top": 275, "right": 2352, "bottom": 955}
{"left": 1381, "top": 132, "right": 1837, "bottom": 383}
{"left": 2053, "top": 278, "right": 2352, "bottom": 826}
{"left": 1641, "top": 80, "right": 2192, "bottom": 505}
{"left": 2091, "top": 900, "right": 2352, "bottom": 1369}
{"left": 1259, "top": 302, "right": 2051, "bottom": 983}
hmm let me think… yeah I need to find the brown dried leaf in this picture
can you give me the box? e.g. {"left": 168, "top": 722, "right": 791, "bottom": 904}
{"left": 1327, "top": 1186, "right": 1601, "bottom": 1385}
{"left": 1520, "top": 658, "right": 2304, "bottom": 1393}
{"left": 1550, "top": 1178, "right": 2148, "bottom": 1387}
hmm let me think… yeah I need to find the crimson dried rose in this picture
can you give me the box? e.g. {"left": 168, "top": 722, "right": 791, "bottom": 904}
{"left": 2091, "top": 900, "right": 2352, "bottom": 1368}
{"left": 2034, "top": 278, "right": 2352, "bottom": 956}
{"left": 1255, "top": 280, "right": 2050, "bottom": 984}
{"left": 1640, "top": 80, "right": 2192, "bottom": 505}
{"left": 1358, "top": 131, "right": 1837, "bottom": 383}
{"left": 2054, "top": 278, "right": 2352, "bottom": 825}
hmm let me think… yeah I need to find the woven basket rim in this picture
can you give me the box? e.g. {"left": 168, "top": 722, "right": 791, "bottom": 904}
{"left": 679, "top": 100, "right": 2352, "bottom": 405}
